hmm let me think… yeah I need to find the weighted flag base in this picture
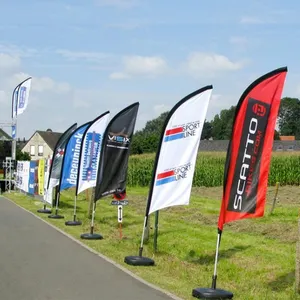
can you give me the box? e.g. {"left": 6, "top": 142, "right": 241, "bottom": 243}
{"left": 37, "top": 208, "right": 52, "bottom": 214}
{"left": 48, "top": 214, "right": 64, "bottom": 219}
{"left": 65, "top": 220, "right": 82, "bottom": 226}
{"left": 192, "top": 288, "right": 233, "bottom": 299}
{"left": 80, "top": 233, "right": 103, "bottom": 240}
{"left": 124, "top": 256, "right": 155, "bottom": 266}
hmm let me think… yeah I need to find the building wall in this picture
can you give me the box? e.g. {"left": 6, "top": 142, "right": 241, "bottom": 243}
{"left": 22, "top": 132, "right": 53, "bottom": 160}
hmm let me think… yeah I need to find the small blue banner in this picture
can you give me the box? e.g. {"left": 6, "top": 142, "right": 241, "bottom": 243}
{"left": 28, "top": 161, "right": 36, "bottom": 194}
{"left": 60, "top": 123, "right": 90, "bottom": 191}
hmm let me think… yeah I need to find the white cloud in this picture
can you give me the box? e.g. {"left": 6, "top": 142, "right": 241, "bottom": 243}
{"left": 95, "top": 0, "right": 139, "bottom": 9}
{"left": 153, "top": 104, "right": 171, "bottom": 115}
{"left": 239, "top": 16, "right": 277, "bottom": 25}
{"left": 109, "top": 72, "right": 131, "bottom": 79}
{"left": 0, "top": 53, "right": 20, "bottom": 69}
{"left": 110, "top": 55, "right": 168, "bottom": 79}
{"left": 0, "top": 44, "right": 38, "bottom": 58}
{"left": 56, "top": 49, "right": 112, "bottom": 63}
{"left": 240, "top": 16, "right": 264, "bottom": 24}
{"left": 229, "top": 36, "right": 249, "bottom": 47}
{"left": 184, "top": 52, "right": 245, "bottom": 78}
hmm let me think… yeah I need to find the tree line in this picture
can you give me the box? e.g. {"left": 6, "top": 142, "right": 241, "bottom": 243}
{"left": 130, "top": 97, "right": 299, "bottom": 155}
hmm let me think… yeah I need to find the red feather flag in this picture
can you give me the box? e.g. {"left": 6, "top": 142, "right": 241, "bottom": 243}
{"left": 218, "top": 67, "right": 287, "bottom": 231}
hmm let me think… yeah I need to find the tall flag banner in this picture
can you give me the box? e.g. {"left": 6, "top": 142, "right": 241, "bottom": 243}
{"left": 94, "top": 103, "right": 139, "bottom": 201}
{"left": 28, "top": 161, "right": 36, "bottom": 195}
{"left": 47, "top": 123, "right": 77, "bottom": 192}
{"left": 12, "top": 77, "right": 32, "bottom": 117}
{"left": 218, "top": 67, "right": 288, "bottom": 230}
{"left": 11, "top": 85, "right": 20, "bottom": 119}
{"left": 146, "top": 86, "right": 212, "bottom": 215}
{"left": 38, "top": 159, "right": 45, "bottom": 195}
{"left": 191, "top": 67, "right": 288, "bottom": 299}
{"left": 123, "top": 86, "right": 212, "bottom": 266}
{"left": 43, "top": 158, "right": 53, "bottom": 206}
{"left": 76, "top": 112, "right": 110, "bottom": 195}
{"left": 59, "top": 122, "right": 91, "bottom": 192}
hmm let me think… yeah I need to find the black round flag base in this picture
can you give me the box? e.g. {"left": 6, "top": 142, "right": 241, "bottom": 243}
{"left": 65, "top": 220, "right": 82, "bottom": 226}
{"left": 192, "top": 288, "right": 233, "bottom": 299}
{"left": 37, "top": 208, "right": 52, "bottom": 214}
{"left": 80, "top": 233, "right": 103, "bottom": 240}
{"left": 124, "top": 256, "right": 155, "bottom": 266}
{"left": 48, "top": 214, "right": 64, "bottom": 219}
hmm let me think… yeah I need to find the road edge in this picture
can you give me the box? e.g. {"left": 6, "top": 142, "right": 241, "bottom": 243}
{"left": 3, "top": 195, "right": 183, "bottom": 300}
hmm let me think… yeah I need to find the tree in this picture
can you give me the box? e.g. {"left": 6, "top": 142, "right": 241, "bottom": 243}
{"left": 131, "top": 112, "right": 169, "bottom": 154}
{"left": 16, "top": 149, "right": 30, "bottom": 161}
{"left": 274, "top": 130, "right": 280, "bottom": 140}
{"left": 211, "top": 106, "right": 236, "bottom": 140}
{"left": 278, "top": 97, "right": 300, "bottom": 138}
{"left": 201, "top": 121, "right": 212, "bottom": 140}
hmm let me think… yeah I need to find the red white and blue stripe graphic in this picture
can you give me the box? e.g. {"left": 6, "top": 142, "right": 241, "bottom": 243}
{"left": 155, "top": 170, "right": 176, "bottom": 186}
{"left": 164, "top": 127, "right": 184, "bottom": 142}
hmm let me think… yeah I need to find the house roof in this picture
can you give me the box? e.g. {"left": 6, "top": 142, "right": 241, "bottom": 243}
{"left": 22, "top": 130, "right": 63, "bottom": 152}
{"left": 37, "top": 131, "right": 63, "bottom": 150}
{"left": 0, "top": 128, "right": 12, "bottom": 141}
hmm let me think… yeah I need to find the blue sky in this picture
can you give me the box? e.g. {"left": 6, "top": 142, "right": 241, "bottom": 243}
{"left": 0, "top": 0, "right": 299, "bottom": 138}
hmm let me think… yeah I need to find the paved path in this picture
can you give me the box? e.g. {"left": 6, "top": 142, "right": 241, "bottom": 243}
{"left": 0, "top": 197, "right": 179, "bottom": 300}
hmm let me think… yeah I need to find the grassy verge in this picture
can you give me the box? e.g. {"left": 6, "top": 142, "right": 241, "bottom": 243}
{"left": 5, "top": 185, "right": 300, "bottom": 300}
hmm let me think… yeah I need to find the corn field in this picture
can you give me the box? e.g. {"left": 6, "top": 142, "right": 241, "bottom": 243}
{"left": 127, "top": 152, "right": 300, "bottom": 187}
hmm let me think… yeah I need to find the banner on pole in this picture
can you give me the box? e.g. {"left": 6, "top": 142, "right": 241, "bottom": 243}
{"left": 38, "top": 159, "right": 45, "bottom": 195}
{"left": 12, "top": 77, "right": 32, "bottom": 117}
{"left": 47, "top": 123, "right": 77, "bottom": 192}
{"left": 28, "top": 161, "right": 36, "bottom": 195}
{"left": 60, "top": 122, "right": 90, "bottom": 191}
{"left": 43, "top": 159, "right": 53, "bottom": 205}
{"left": 218, "top": 67, "right": 288, "bottom": 231}
{"left": 76, "top": 112, "right": 110, "bottom": 195}
{"left": 95, "top": 103, "right": 139, "bottom": 201}
{"left": 145, "top": 86, "right": 212, "bottom": 215}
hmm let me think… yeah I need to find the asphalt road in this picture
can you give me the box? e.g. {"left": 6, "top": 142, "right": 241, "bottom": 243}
{"left": 0, "top": 197, "right": 180, "bottom": 300}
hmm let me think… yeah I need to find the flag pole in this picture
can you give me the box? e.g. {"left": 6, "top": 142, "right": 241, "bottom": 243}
{"left": 48, "top": 191, "right": 64, "bottom": 219}
{"left": 153, "top": 210, "right": 159, "bottom": 252}
{"left": 192, "top": 229, "right": 233, "bottom": 299}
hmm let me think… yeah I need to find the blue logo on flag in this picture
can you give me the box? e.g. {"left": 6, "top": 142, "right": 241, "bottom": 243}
{"left": 12, "top": 126, "right": 16, "bottom": 139}
{"left": 82, "top": 132, "right": 101, "bottom": 182}
{"left": 18, "top": 86, "right": 27, "bottom": 109}
{"left": 60, "top": 124, "right": 89, "bottom": 191}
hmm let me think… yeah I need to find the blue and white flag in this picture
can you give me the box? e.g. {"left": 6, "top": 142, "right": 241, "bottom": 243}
{"left": 12, "top": 77, "right": 32, "bottom": 118}
{"left": 59, "top": 122, "right": 91, "bottom": 192}
{"left": 28, "top": 161, "right": 36, "bottom": 195}
{"left": 12, "top": 85, "right": 19, "bottom": 119}
{"left": 76, "top": 112, "right": 110, "bottom": 196}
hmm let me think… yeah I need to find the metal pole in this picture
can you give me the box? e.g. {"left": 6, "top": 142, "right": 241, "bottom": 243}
{"left": 139, "top": 216, "right": 149, "bottom": 257}
{"left": 154, "top": 210, "right": 159, "bottom": 252}
{"left": 211, "top": 232, "right": 222, "bottom": 289}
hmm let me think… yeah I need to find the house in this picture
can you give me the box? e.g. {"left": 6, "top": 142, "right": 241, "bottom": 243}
{"left": 0, "top": 128, "right": 12, "bottom": 141}
{"left": 22, "top": 129, "right": 62, "bottom": 160}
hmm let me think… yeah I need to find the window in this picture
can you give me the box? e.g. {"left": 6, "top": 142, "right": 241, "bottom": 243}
{"left": 38, "top": 145, "right": 44, "bottom": 156}
{"left": 30, "top": 145, "right": 35, "bottom": 156}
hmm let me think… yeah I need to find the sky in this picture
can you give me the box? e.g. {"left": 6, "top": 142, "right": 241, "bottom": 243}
{"left": 0, "top": 0, "right": 299, "bottom": 139}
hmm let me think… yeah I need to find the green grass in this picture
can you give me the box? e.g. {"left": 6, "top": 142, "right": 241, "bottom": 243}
{"left": 5, "top": 185, "right": 300, "bottom": 300}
